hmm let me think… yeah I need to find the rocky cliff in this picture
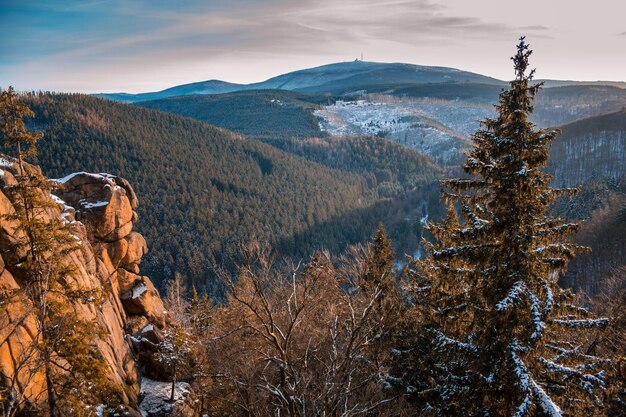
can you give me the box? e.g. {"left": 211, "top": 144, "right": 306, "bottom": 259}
{"left": 0, "top": 159, "right": 166, "bottom": 414}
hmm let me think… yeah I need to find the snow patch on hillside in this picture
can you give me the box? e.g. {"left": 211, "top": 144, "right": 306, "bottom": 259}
{"left": 315, "top": 100, "right": 418, "bottom": 136}
{"left": 315, "top": 97, "right": 490, "bottom": 163}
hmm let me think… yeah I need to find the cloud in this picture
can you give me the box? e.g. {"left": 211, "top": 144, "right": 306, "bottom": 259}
{"left": 4, "top": 0, "right": 520, "bottom": 64}
{"left": 515, "top": 25, "right": 553, "bottom": 40}
{"left": 280, "top": 0, "right": 516, "bottom": 44}
{"left": 0, "top": 0, "right": 526, "bottom": 91}
{"left": 3, "top": 0, "right": 623, "bottom": 92}
{"left": 519, "top": 25, "right": 550, "bottom": 31}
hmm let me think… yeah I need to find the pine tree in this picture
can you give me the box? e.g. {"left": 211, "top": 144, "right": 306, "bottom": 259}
{"left": 356, "top": 224, "right": 402, "bottom": 368}
{"left": 0, "top": 87, "right": 112, "bottom": 417}
{"left": 362, "top": 223, "right": 396, "bottom": 292}
{"left": 188, "top": 286, "right": 212, "bottom": 337}
{"left": 407, "top": 39, "right": 609, "bottom": 416}
{"left": 186, "top": 287, "right": 213, "bottom": 414}
{"left": 155, "top": 325, "right": 194, "bottom": 403}
{"left": 164, "top": 272, "right": 189, "bottom": 325}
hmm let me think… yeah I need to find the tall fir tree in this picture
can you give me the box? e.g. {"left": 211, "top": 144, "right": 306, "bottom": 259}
{"left": 0, "top": 87, "right": 112, "bottom": 417}
{"left": 357, "top": 224, "right": 405, "bottom": 391}
{"left": 361, "top": 223, "right": 396, "bottom": 294}
{"left": 406, "top": 39, "right": 609, "bottom": 416}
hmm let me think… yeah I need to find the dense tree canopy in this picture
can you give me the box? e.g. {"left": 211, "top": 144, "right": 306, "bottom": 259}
{"left": 22, "top": 93, "right": 442, "bottom": 296}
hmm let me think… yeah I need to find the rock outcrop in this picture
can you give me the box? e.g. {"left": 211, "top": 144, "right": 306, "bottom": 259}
{"left": 56, "top": 172, "right": 166, "bottom": 330}
{"left": 0, "top": 160, "right": 167, "bottom": 413}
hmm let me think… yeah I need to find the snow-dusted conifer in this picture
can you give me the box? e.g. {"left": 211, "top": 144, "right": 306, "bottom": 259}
{"left": 155, "top": 325, "right": 194, "bottom": 403}
{"left": 406, "top": 39, "right": 609, "bottom": 416}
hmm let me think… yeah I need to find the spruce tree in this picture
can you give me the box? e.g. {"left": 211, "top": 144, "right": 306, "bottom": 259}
{"left": 407, "top": 39, "right": 609, "bottom": 416}
{"left": 361, "top": 223, "right": 396, "bottom": 294}
{"left": 155, "top": 326, "right": 193, "bottom": 403}
{"left": 0, "top": 87, "right": 112, "bottom": 417}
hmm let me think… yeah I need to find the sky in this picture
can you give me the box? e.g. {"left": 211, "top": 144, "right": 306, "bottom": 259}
{"left": 1, "top": 0, "right": 624, "bottom": 93}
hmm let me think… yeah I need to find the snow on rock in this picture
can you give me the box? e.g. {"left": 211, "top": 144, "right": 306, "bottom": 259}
{"left": 55, "top": 172, "right": 121, "bottom": 190}
{"left": 80, "top": 199, "right": 110, "bottom": 209}
{"left": 139, "top": 378, "right": 194, "bottom": 417}
{"left": 133, "top": 283, "right": 148, "bottom": 299}
{"left": 55, "top": 171, "right": 101, "bottom": 184}
{"left": 50, "top": 194, "right": 76, "bottom": 221}
{"left": 0, "top": 157, "right": 13, "bottom": 168}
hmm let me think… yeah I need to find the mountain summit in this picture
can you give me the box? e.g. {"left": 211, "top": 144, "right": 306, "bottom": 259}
{"left": 95, "top": 61, "right": 505, "bottom": 102}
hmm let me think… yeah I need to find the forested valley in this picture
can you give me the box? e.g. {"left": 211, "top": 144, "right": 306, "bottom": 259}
{"left": 1, "top": 39, "right": 624, "bottom": 417}
{"left": 23, "top": 93, "right": 442, "bottom": 297}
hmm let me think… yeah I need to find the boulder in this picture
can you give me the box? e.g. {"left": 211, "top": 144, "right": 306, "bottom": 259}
{"left": 0, "top": 166, "right": 17, "bottom": 187}
{"left": 137, "top": 323, "right": 164, "bottom": 346}
{"left": 121, "top": 232, "right": 148, "bottom": 269}
{"left": 121, "top": 278, "right": 166, "bottom": 327}
{"left": 125, "top": 262, "right": 141, "bottom": 274}
{"left": 97, "top": 238, "right": 129, "bottom": 274}
{"left": 117, "top": 268, "right": 143, "bottom": 295}
{"left": 102, "top": 220, "right": 133, "bottom": 242}
{"left": 110, "top": 175, "right": 139, "bottom": 210}
{"left": 56, "top": 172, "right": 134, "bottom": 240}
{"left": 127, "top": 315, "right": 150, "bottom": 337}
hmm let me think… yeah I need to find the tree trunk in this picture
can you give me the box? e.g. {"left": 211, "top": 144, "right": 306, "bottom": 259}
{"left": 44, "top": 353, "right": 57, "bottom": 417}
{"left": 169, "top": 371, "right": 176, "bottom": 403}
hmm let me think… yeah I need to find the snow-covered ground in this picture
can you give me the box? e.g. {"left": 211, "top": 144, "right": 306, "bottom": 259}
{"left": 314, "top": 97, "right": 493, "bottom": 164}
{"left": 412, "top": 100, "right": 494, "bottom": 137}
{"left": 315, "top": 100, "right": 419, "bottom": 136}
{"left": 139, "top": 377, "right": 192, "bottom": 417}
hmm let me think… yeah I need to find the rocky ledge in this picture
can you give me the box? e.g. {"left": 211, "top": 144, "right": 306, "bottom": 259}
{"left": 0, "top": 160, "right": 168, "bottom": 414}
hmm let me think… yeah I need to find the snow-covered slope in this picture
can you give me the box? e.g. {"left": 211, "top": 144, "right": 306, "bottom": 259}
{"left": 314, "top": 97, "right": 492, "bottom": 164}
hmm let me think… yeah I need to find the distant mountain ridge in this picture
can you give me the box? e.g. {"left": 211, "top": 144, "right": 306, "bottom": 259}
{"left": 95, "top": 61, "right": 505, "bottom": 102}
{"left": 95, "top": 60, "right": 625, "bottom": 103}
{"left": 96, "top": 80, "right": 245, "bottom": 102}
{"left": 536, "top": 79, "right": 626, "bottom": 89}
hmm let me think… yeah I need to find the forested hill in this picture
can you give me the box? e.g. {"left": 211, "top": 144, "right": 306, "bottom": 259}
{"left": 23, "top": 93, "right": 441, "bottom": 295}
{"left": 547, "top": 108, "right": 626, "bottom": 187}
{"left": 136, "top": 90, "right": 329, "bottom": 140}
{"left": 263, "top": 135, "right": 440, "bottom": 194}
